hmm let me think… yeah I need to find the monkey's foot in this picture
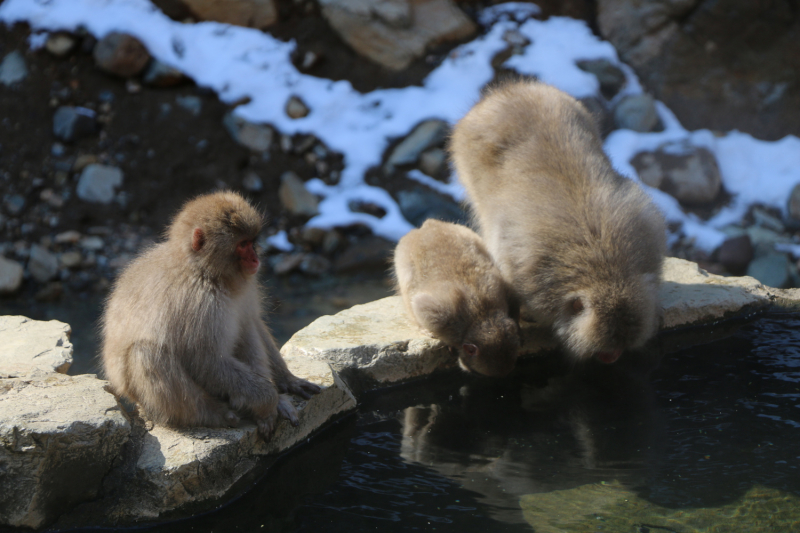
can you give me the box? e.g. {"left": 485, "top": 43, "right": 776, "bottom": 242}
{"left": 224, "top": 410, "right": 240, "bottom": 428}
{"left": 277, "top": 394, "right": 299, "bottom": 427}
{"left": 286, "top": 377, "right": 321, "bottom": 400}
{"left": 256, "top": 413, "right": 277, "bottom": 439}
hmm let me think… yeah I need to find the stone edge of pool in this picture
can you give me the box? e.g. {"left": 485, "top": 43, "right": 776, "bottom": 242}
{"left": 1, "top": 257, "right": 797, "bottom": 528}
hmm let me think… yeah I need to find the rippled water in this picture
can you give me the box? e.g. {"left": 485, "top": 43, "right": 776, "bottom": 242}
{"left": 81, "top": 313, "right": 800, "bottom": 531}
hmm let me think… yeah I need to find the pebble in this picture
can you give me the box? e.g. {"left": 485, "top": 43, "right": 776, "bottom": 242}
{"left": 93, "top": 32, "right": 151, "bottom": 77}
{"left": 45, "top": 33, "right": 77, "bottom": 57}
{"left": 0, "top": 256, "right": 24, "bottom": 294}
{"left": 76, "top": 164, "right": 124, "bottom": 204}
{"left": 577, "top": 59, "right": 626, "bottom": 100}
{"left": 0, "top": 51, "right": 28, "bottom": 86}
{"left": 333, "top": 235, "right": 395, "bottom": 273}
{"left": 322, "top": 230, "right": 343, "bottom": 254}
{"left": 223, "top": 113, "right": 274, "bottom": 152}
{"left": 242, "top": 171, "right": 263, "bottom": 192}
{"left": 397, "top": 187, "right": 468, "bottom": 227}
{"left": 301, "top": 50, "right": 320, "bottom": 70}
{"left": 418, "top": 148, "right": 447, "bottom": 176}
{"left": 143, "top": 59, "right": 185, "bottom": 86}
{"left": 79, "top": 236, "right": 105, "bottom": 252}
{"left": 279, "top": 171, "right": 319, "bottom": 217}
{"left": 384, "top": 120, "right": 449, "bottom": 172}
{"left": 717, "top": 234, "right": 753, "bottom": 276}
{"left": 4, "top": 194, "right": 26, "bottom": 216}
{"left": 286, "top": 96, "right": 310, "bottom": 119}
{"left": 788, "top": 183, "right": 800, "bottom": 221}
{"left": 176, "top": 95, "right": 202, "bottom": 116}
{"left": 55, "top": 230, "right": 83, "bottom": 244}
{"left": 39, "top": 189, "right": 65, "bottom": 209}
{"left": 613, "top": 94, "right": 660, "bottom": 133}
{"left": 299, "top": 253, "right": 332, "bottom": 276}
{"left": 53, "top": 106, "right": 97, "bottom": 143}
{"left": 28, "top": 244, "right": 59, "bottom": 283}
{"left": 34, "top": 281, "right": 63, "bottom": 302}
{"left": 73, "top": 154, "right": 99, "bottom": 172}
{"left": 59, "top": 251, "right": 83, "bottom": 269}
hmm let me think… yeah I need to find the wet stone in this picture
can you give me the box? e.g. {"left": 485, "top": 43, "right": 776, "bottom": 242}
{"left": 59, "top": 251, "right": 83, "bottom": 269}
{"left": 299, "top": 253, "right": 332, "bottom": 276}
{"left": 333, "top": 235, "right": 394, "bottom": 273}
{"left": 0, "top": 51, "right": 28, "bottom": 86}
{"left": 93, "top": 32, "right": 151, "bottom": 77}
{"left": 53, "top": 106, "right": 97, "bottom": 143}
{"left": 613, "top": 93, "right": 660, "bottom": 132}
{"left": 76, "top": 164, "right": 124, "bottom": 205}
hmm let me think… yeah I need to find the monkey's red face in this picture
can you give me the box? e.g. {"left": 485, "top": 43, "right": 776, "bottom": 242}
{"left": 236, "top": 239, "right": 260, "bottom": 275}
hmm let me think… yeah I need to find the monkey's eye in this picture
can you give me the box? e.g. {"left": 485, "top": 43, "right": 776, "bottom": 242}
{"left": 462, "top": 343, "right": 479, "bottom": 358}
{"left": 570, "top": 298, "right": 584, "bottom": 315}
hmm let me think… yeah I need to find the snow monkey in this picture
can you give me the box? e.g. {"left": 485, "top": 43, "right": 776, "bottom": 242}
{"left": 393, "top": 219, "right": 520, "bottom": 377}
{"left": 101, "top": 191, "right": 321, "bottom": 437}
{"left": 450, "top": 80, "right": 666, "bottom": 364}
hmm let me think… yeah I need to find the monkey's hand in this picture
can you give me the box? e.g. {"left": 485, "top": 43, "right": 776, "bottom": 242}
{"left": 284, "top": 376, "right": 322, "bottom": 400}
{"left": 277, "top": 394, "right": 300, "bottom": 427}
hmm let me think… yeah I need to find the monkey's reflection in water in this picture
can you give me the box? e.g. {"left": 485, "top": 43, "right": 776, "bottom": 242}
{"left": 399, "top": 351, "right": 666, "bottom": 523}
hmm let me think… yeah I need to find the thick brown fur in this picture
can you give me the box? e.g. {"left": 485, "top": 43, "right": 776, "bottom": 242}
{"left": 101, "top": 191, "right": 320, "bottom": 437}
{"left": 450, "top": 80, "right": 666, "bottom": 363}
{"left": 393, "top": 219, "right": 520, "bottom": 377}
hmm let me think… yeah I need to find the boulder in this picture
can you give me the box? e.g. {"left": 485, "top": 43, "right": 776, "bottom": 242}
{"left": 596, "top": 0, "right": 800, "bottom": 140}
{"left": 0, "top": 374, "right": 131, "bottom": 529}
{"left": 396, "top": 187, "right": 468, "bottom": 227}
{"left": 0, "top": 316, "right": 72, "bottom": 377}
{"left": 45, "top": 33, "right": 77, "bottom": 57}
{"left": 179, "top": 0, "right": 278, "bottom": 28}
{"left": 717, "top": 234, "right": 753, "bottom": 276}
{"left": 319, "top": 0, "right": 476, "bottom": 71}
{"left": 747, "top": 252, "right": 791, "bottom": 289}
{"left": 631, "top": 146, "right": 722, "bottom": 205}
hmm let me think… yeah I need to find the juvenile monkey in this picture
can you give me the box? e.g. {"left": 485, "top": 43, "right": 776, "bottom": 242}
{"left": 101, "top": 191, "right": 320, "bottom": 437}
{"left": 393, "top": 219, "right": 520, "bottom": 377}
{"left": 450, "top": 81, "right": 666, "bottom": 364}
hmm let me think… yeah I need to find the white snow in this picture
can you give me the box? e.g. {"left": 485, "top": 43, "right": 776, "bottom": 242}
{"left": 2, "top": 0, "right": 799, "bottom": 252}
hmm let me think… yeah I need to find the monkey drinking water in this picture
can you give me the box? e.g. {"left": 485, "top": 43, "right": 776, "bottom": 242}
{"left": 450, "top": 81, "right": 666, "bottom": 364}
{"left": 393, "top": 219, "right": 520, "bottom": 377}
{"left": 101, "top": 191, "right": 320, "bottom": 437}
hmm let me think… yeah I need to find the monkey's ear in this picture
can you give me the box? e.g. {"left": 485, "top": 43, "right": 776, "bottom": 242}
{"left": 192, "top": 228, "right": 205, "bottom": 252}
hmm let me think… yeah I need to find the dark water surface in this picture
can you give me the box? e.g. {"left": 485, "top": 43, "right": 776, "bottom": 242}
{"left": 120, "top": 312, "right": 800, "bottom": 533}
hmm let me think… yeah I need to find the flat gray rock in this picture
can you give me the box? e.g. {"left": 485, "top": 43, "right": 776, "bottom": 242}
{"left": 0, "top": 316, "right": 73, "bottom": 377}
{"left": 103, "top": 356, "right": 355, "bottom": 522}
{"left": 0, "top": 373, "right": 130, "bottom": 529}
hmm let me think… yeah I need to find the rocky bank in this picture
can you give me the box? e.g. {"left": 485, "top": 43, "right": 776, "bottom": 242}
{"left": 2, "top": 257, "right": 800, "bottom": 529}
